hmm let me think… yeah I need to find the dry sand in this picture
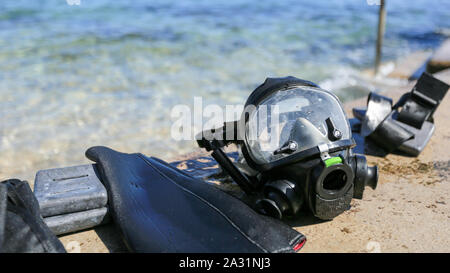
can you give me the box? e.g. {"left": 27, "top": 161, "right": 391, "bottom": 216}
{"left": 58, "top": 70, "right": 450, "bottom": 253}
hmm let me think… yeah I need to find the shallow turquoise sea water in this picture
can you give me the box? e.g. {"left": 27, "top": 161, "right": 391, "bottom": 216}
{"left": 0, "top": 0, "right": 449, "bottom": 180}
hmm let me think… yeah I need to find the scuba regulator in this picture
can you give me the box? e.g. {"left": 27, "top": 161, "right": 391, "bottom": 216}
{"left": 197, "top": 76, "right": 378, "bottom": 220}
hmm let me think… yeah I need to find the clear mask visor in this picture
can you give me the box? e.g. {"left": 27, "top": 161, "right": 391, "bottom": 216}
{"left": 245, "top": 86, "right": 350, "bottom": 164}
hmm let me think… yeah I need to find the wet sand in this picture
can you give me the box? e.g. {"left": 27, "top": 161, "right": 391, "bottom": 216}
{"left": 58, "top": 69, "right": 450, "bottom": 253}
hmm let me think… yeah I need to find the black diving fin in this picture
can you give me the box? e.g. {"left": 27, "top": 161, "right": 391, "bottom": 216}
{"left": 85, "top": 146, "right": 306, "bottom": 253}
{"left": 352, "top": 72, "right": 449, "bottom": 156}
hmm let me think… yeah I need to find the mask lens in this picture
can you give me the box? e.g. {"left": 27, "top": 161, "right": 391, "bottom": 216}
{"left": 245, "top": 86, "right": 351, "bottom": 165}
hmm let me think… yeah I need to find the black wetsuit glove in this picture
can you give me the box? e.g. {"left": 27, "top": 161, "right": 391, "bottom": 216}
{"left": 0, "top": 179, "right": 66, "bottom": 253}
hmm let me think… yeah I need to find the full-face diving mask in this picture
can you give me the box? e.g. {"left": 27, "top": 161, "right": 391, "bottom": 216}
{"left": 198, "top": 76, "right": 378, "bottom": 220}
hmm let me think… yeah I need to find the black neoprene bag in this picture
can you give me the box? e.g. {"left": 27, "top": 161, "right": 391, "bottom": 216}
{"left": 86, "top": 146, "right": 306, "bottom": 253}
{"left": 0, "top": 179, "right": 66, "bottom": 253}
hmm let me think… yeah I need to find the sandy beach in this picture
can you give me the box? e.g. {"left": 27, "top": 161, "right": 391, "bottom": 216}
{"left": 55, "top": 68, "right": 450, "bottom": 253}
{"left": 2, "top": 1, "right": 450, "bottom": 257}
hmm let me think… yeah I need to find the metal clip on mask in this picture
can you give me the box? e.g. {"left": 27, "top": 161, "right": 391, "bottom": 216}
{"left": 197, "top": 77, "right": 378, "bottom": 220}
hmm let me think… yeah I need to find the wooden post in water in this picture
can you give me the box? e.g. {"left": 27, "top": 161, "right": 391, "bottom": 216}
{"left": 375, "top": 0, "right": 386, "bottom": 75}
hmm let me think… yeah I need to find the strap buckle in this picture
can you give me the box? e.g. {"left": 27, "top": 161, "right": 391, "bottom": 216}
{"left": 397, "top": 72, "right": 449, "bottom": 129}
